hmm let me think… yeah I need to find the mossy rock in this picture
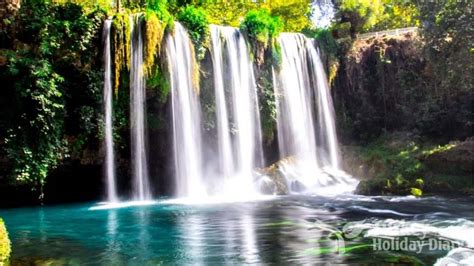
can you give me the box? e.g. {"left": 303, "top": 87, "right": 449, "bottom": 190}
{"left": 0, "top": 218, "right": 11, "bottom": 265}
{"left": 423, "top": 173, "right": 474, "bottom": 196}
{"left": 355, "top": 179, "right": 386, "bottom": 196}
{"left": 423, "top": 140, "right": 474, "bottom": 176}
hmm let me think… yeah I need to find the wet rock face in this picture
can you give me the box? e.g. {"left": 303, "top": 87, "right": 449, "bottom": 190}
{"left": 423, "top": 139, "right": 474, "bottom": 176}
{"left": 340, "top": 145, "right": 383, "bottom": 180}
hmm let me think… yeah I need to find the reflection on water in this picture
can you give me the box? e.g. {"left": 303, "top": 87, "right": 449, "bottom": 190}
{"left": 1, "top": 195, "right": 473, "bottom": 264}
{"left": 181, "top": 213, "right": 204, "bottom": 264}
{"left": 241, "top": 214, "right": 258, "bottom": 263}
{"left": 103, "top": 210, "right": 120, "bottom": 264}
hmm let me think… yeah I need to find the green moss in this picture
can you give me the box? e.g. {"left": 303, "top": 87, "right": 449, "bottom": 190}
{"left": 355, "top": 137, "right": 474, "bottom": 196}
{"left": 410, "top": 187, "right": 423, "bottom": 197}
{"left": 0, "top": 218, "right": 11, "bottom": 264}
{"left": 144, "top": 10, "right": 165, "bottom": 76}
{"left": 421, "top": 143, "right": 456, "bottom": 156}
{"left": 146, "top": 64, "right": 170, "bottom": 105}
{"left": 259, "top": 70, "right": 277, "bottom": 143}
{"left": 112, "top": 12, "right": 132, "bottom": 95}
{"left": 271, "top": 40, "right": 282, "bottom": 68}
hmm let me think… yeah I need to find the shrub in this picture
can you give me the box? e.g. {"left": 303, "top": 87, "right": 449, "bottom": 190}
{"left": 410, "top": 188, "right": 423, "bottom": 197}
{"left": 112, "top": 12, "right": 132, "bottom": 94}
{"left": 0, "top": 218, "right": 11, "bottom": 264}
{"left": 1, "top": 1, "right": 105, "bottom": 198}
{"left": 240, "top": 9, "right": 282, "bottom": 48}
{"left": 144, "top": 10, "right": 166, "bottom": 75}
{"left": 177, "top": 5, "right": 209, "bottom": 60}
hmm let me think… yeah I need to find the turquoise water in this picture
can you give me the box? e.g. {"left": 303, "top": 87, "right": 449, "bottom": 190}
{"left": 2, "top": 195, "right": 473, "bottom": 264}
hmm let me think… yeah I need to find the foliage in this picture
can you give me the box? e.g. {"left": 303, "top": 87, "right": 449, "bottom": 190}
{"left": 240, "top": 9, "right": 282, "bottom": 49}
{"left": 354, "top": 136, "right": 472, "bottom": 196}
{"left": 372, "top": 0, "right": 420, "bottom": 31}
{"left": 52, "top": 0, "right": 112, "bottom": 13}
{"left": 186, "top": 0, "right": 254, "bottom": 27}
{"left": 112, "top": 12, "right": 131, "bottom": 94}
{"left": 335, "top": 0, "right": 420, "bottom": 37}
{"left": 417, "top": 0, "right": 473, "bottom": 136}
{"left": 304, "top": 27, "right": 339, "bottom": 83}
{"left": 0, "top": 1, "right": 105, "bottom": 198}
{"left": 147, "top": 64, "right": 170, "bottom": 105}
{"left": 313, "top": 28, "right": 338, "bottom": 55}
{"left": 146, "top": 0, "right": 174, "bottom": 25}
{"left": 176, "top": 5, "right": 209, "bottom": 59}
{"left": 266, "top": 0, "right": 311, "bottom": 32}
{"left": 337, "top": 0, "right": 384, "bottom": 36}
{"left": 172, "top": 0, "right": 310, "bottom": 32}
{"left": 0, "top": 218, "right": 10, "bottom": 265}
{"left": 332, "top": 24, "right": 472, "bottom": 142}
{"left": 4, "top": 56, "right": 65, "bottom": 195}
{"left": 144, "top": 10, "right": 166, "bottom": 75}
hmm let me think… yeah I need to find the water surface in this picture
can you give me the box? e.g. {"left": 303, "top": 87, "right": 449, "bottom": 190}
{"left": 2, "top": 195, "right": 473, "bottom": 264}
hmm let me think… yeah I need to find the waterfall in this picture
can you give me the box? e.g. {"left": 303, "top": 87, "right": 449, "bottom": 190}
{"left": 209, "top": 25, "right": 264, "bottom": 194}
{"left": 103, "top": 19, "right": 118, "bottom": 202}
{"left": 209, "top": 26, "right": 235, "bottom": 179}
{"left": 166, "top": 22, "right": 206, "bottom": 198}
{"left": 309, "top": 45, "right": 339, "bottom": 169}
{"left": 130, "top": 15, "right": 151, "bottom": 201}
{"left": 274, "top": 33, "right": 319, "bottom": 187}
{"left": 274, "top": 33, "right": 356, "bottom": 193}
{"left": 105, "top": 15, "right": 354, "bottom": 199}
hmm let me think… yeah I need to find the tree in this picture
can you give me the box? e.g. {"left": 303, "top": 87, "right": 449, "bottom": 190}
{"left": 334, "top": 0, "right": 420, "bottom": 37}
{"left": 261, "top": 0, "right": 312, "bottom": 32}
{"left": 172, "top": 0, "right": 311, "bottom": 32}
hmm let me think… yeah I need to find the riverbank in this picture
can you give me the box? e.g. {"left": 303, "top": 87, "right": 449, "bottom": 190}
{"left": 341, "top": 133, "right": 473, "bottom": 196}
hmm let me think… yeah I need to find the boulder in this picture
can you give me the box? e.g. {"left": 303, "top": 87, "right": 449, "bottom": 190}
{"left": 255, "top": 157, "right": 296, "bottom": 195}
{"left": 423, "top": 139, "right": 474, "bottom": 176}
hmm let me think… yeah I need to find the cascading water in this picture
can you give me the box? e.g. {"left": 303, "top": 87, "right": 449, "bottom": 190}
{"left": 209, "top": 25, "right": 264, "bottom": 195}
{"left": 166, "top": 22, "right": 206, "bottom": 198}
{"left": 209, "top": 26, "right": 234, "bottom": 179}
{"left": 130, "top": 15, "right": 151, "bottom": 201}
{"left": 274, "top": 33, "right": 357, "bottom": 193}
{"left": 309, "top": 45, "right": 339, "bottom": 169}
{"left": 273, "top": 33, "right": 319, "bottom": 187}
{"left": 102, "top": 19, "right": 118, "bottom": 202}
{"left": 105, "top": 17, "right": 354, "bottom": 199}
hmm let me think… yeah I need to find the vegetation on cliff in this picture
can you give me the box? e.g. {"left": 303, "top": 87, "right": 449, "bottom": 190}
{"left": 330, "top": 0, "right": 472, "bottom": 143}
{"left": 318, "top": 0, "right": 473, "bottom": 196}
{"left": 0, "top": 0, "right": 471, "bottom": 201}
{"left": 176, "top": 5, "right": 209, "bottom": 60}
{"left": 335, "top": 0, "right": 419, "bottom": 37}
{"left": 352, "top": 135, "right": 473, "bottom": 196}
{"left": 0, "top": 1, "right": 106, "bottom": 199}
{"left": 171, "top": 0, "right": 311, "bottom": 32}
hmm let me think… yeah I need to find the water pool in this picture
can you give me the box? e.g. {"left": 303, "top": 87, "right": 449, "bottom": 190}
{"left": 2, "top": 195, "right": 473, "bottom": 264}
